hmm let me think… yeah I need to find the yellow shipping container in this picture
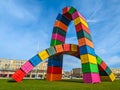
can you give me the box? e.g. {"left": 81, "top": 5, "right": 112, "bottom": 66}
{"left": 80, "top": 54, "right": 97, "bottom": 64}
{"left": 100, "top": 76, "right": 111, "bottom": 81}
{"left": 100, "top": 73, "right": 116, "bottom": 82}
{"left": 73, "top": 17, "right": 88, "bottom": 28}
{"left": 67, "top": 51, "right": 75, "bottom": 55}
{"left": 71, "top": 44, "right": 78, "bottom": 52}
{"left": 109, "top": 73, "right": 116, "bottom": 81}
{"left": 38, "top": 50, "right": 49, "bottom": 60}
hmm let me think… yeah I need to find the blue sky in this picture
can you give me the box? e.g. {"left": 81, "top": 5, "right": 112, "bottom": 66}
{"left": 0, "top": 0, "right": 120, "bottom": 71}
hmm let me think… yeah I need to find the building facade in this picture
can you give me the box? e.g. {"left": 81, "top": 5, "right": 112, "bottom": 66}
{"left": 0, "top": 58, "right": 48, "bottom": 79}
{"left": 71, "top": 68, "right": 82, "bottom": 78}
{"left": 71, "top": 68, "right": 120, "bottom": 79}
{"left": 111, "top": 68, "right": 120, "bottom": 78}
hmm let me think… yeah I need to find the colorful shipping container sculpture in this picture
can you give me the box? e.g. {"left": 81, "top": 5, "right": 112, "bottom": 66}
{"left": 12, "top": 7, "right": 115, "bottom": 83}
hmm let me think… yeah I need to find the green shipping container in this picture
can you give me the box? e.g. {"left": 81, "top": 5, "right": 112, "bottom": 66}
{"left": 105, "top": 67, "right": 112, "bottom": 75}
{"left": 99, "top": 71, "right": 108, "bottom": 76}
{"left": 50, "top": 40, "right": 64, "bottom": 46}
{"left": 82, "top": 63, "right": 99, "bottom": 73}
{"left": 77, "top": 30, "right": 92, "bottom": 41}
{"left": 53, "top": 27, "right": 66, "bottom": 37}
{"left": 46, "top": 47, "right": 56, "bottom": 56}
{"left": 68, "top": 7, "right": 76, "bottom": 15}
{"left": 96, "top": 56, "right": 102, "bottom": 65}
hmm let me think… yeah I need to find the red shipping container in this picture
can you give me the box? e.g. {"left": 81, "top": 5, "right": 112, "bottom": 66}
{"left": 98, "top": 65, "right": 104, "bottom": 71}
{"left": 12, "top": 69, "right": 26, "bottom": 82}
{"left": 99, "top": 61, "right": 107, "bottom": 71}
{"left": 62, "top": 7, "right": 73, "bottom": 20}
{"left": 62, "top": 7, "right": 70, "bottom": 14}
{"left": 63, "top": 44, "right": 71, "bottom": 52}
{"left": 75, "top": 23, "right": 90, "bottom": 34}
{"left": 47, "top": 66, "right": 62, "bottom": 74}
{"left": 63, "top": 13, "right": 73, "bottom": 20}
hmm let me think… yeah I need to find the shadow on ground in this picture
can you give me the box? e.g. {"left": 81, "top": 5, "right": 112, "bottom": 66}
{"left": 8, "top": 79, "right": 16, "bottom": 83}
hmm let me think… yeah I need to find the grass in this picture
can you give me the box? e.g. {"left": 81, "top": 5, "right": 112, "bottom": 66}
{"left": 0, "top": 79, "right": 120, "bottom": 90}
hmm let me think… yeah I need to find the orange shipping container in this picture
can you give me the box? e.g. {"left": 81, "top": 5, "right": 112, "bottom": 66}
{"left": 46, "top": 73, "right": 62, "bottom": 81}
{"left": 55, "top": 45, "right": 64, "bottom": 54}
{"left": 54, "top": 21, "right": 68, "bottom": 32}
{"left": 78, "top": 37, "right": 94, "bottom": 48}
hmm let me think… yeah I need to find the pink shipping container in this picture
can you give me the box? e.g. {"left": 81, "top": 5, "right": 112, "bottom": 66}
{"left": 83, "top": 73, "right": 100, "bottom": 83}
{"left": 52, "top": 33, "right": 65, "bottom": 42}
{"left": 21, "top": 61, "right": 34, "bottom": 74}
{"left": 72, "top": 11, "right": 86, "bottom": 21}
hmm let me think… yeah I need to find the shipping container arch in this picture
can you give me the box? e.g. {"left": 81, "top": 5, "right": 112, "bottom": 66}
{"left": 12, "top": 6, "right": 115, "bottom": 83}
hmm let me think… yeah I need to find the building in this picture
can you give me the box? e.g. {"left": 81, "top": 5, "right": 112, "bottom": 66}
{"left": 71, "top": 68, "right": 82, "bottom": 78}
{"left": 111, "top": 68, "right": 120, "bottom": 78}
{"left": 71, "top": 68, "right": 120, "bottom": 79}
{"left": 63, "top": 71, "right": 71, "bottom": 78}
{"left": 0, "top": 58, "right": 48, "bottom": 79}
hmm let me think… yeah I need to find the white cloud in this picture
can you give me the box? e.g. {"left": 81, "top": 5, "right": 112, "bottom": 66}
{"left": 106, "top": 56, "right": 120, "bottom": 68}
{"left": 65, "top": 37, "right": 78, "bottom": 44}
{"left": 96, "top": 48, "right": 107, "bottom": 55}
{"left": 87, "top": 19, "right": 98, "bottom": 23}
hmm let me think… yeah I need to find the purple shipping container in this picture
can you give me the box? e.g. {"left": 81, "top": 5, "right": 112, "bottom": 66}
{"left": 52, "top": 33, "right": 65, "bottom": 42}
{"left": 72, "top": 11, "right": 86, "bottom": 21}
{"left": 83, "top": 73, "right": 100, "bottom": 83}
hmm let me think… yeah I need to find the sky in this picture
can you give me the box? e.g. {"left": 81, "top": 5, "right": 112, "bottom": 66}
{"left": 0, "top": 0, "right": 120, "bottom": 71}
